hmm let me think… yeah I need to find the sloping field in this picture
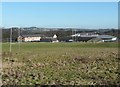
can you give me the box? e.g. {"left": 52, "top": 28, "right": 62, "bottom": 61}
{"left": 2, "top": 42, "right": 120, "bottom": 85}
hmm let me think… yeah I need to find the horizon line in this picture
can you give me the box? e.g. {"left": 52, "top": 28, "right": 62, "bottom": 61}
{"left": 1, "top": 26, "right": 118, "bottom": 29}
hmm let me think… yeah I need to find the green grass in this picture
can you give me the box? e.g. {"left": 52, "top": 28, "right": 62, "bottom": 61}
{"left": 2, "top": 42, "right": 120, "bottom": 85}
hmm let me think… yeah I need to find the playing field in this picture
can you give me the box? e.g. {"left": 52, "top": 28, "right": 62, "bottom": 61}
{"left": 2, "top": 42, "right": 119, "bottom": 85}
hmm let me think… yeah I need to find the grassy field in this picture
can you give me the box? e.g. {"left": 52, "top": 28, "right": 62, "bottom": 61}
{"left": 2, "top": 42, "right": 120, "bottom": 85}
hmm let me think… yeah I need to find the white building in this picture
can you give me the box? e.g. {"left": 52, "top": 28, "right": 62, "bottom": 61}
{"left": 18, "top": 34, "right": 59, "bottom": 42}
{"left": 71, "top": 33, "right": 117, "bottom": 42}
{"left": 18, "top": 34, "right": 42, "bottom": 42}
{"left": 52, "top": 34, "right": 59, "bottom": 43}
{"left": 53, "top": 34, "right": 57, "bottom": 38}
{"left": 24, "top": 37, "right": 41, "bottom": 42}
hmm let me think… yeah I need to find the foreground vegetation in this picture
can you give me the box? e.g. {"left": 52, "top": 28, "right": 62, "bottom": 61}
{"left": 2, "top": 42, "right": 120, "bottom": 85}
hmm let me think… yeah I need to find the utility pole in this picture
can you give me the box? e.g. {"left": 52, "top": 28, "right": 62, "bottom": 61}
{"left": 75, "top": 29, "right": 76, "bottom": 42}
{"left": 18, "top": 27, "right": 21, "bottom": 52}
{"left": 10, "top": 28, "right": 12, "bottom": 53}
{"left": 9, "top": 27, "right": 12, "bottom": 61}
{"left": 72, "top": 29, "right": 74, "bottom": 41}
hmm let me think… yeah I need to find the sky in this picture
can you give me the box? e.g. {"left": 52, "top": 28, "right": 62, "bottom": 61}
{"left": 1, "top": 0, "right": 120, "bottom": 2}
{"left": 1, "top": 2, "right": 118, "bottom": 29}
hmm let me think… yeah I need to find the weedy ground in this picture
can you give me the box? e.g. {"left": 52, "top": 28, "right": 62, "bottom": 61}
{"left": 1, "top": 42, "right": 120, "bottom": 85}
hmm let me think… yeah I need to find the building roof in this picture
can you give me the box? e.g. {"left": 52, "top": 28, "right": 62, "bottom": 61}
{"left": 71, "top": 33, "right": 116, "bottom": 39}
{"left": 96, "top": 35, "right": 116, "bottom": 39}
{"left": 21, "top": 34, "right": 44, "bottom": 37}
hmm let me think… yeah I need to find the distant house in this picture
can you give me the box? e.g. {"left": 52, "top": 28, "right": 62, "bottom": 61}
{"left": 17, "top": 34, "right": 43, "bottom": 42}
{"left": 95, "top": 35, "right": 117, "bottom": 42}
{"left": 52, "top": 38, "right": 59, "bottom": 43}
{"left": 71, "top": 33, "right": 117, "bottom": 42}
{"left": 53, "top": 34, "right": 57, "bottom": 39}
{"left": 17, "top": 36, "right": 23, "bottom": 42}
{"left": 52, "top": 34, "right": 59, "bottom": 43}
{"left": 71, "top": 33, "right": 99, "bottom": 42}
{"left": 40, "top": 34, "right": 59, "bottom": 43}
{"left": 17, "top": 34, "right": 59, "bottom": 42}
